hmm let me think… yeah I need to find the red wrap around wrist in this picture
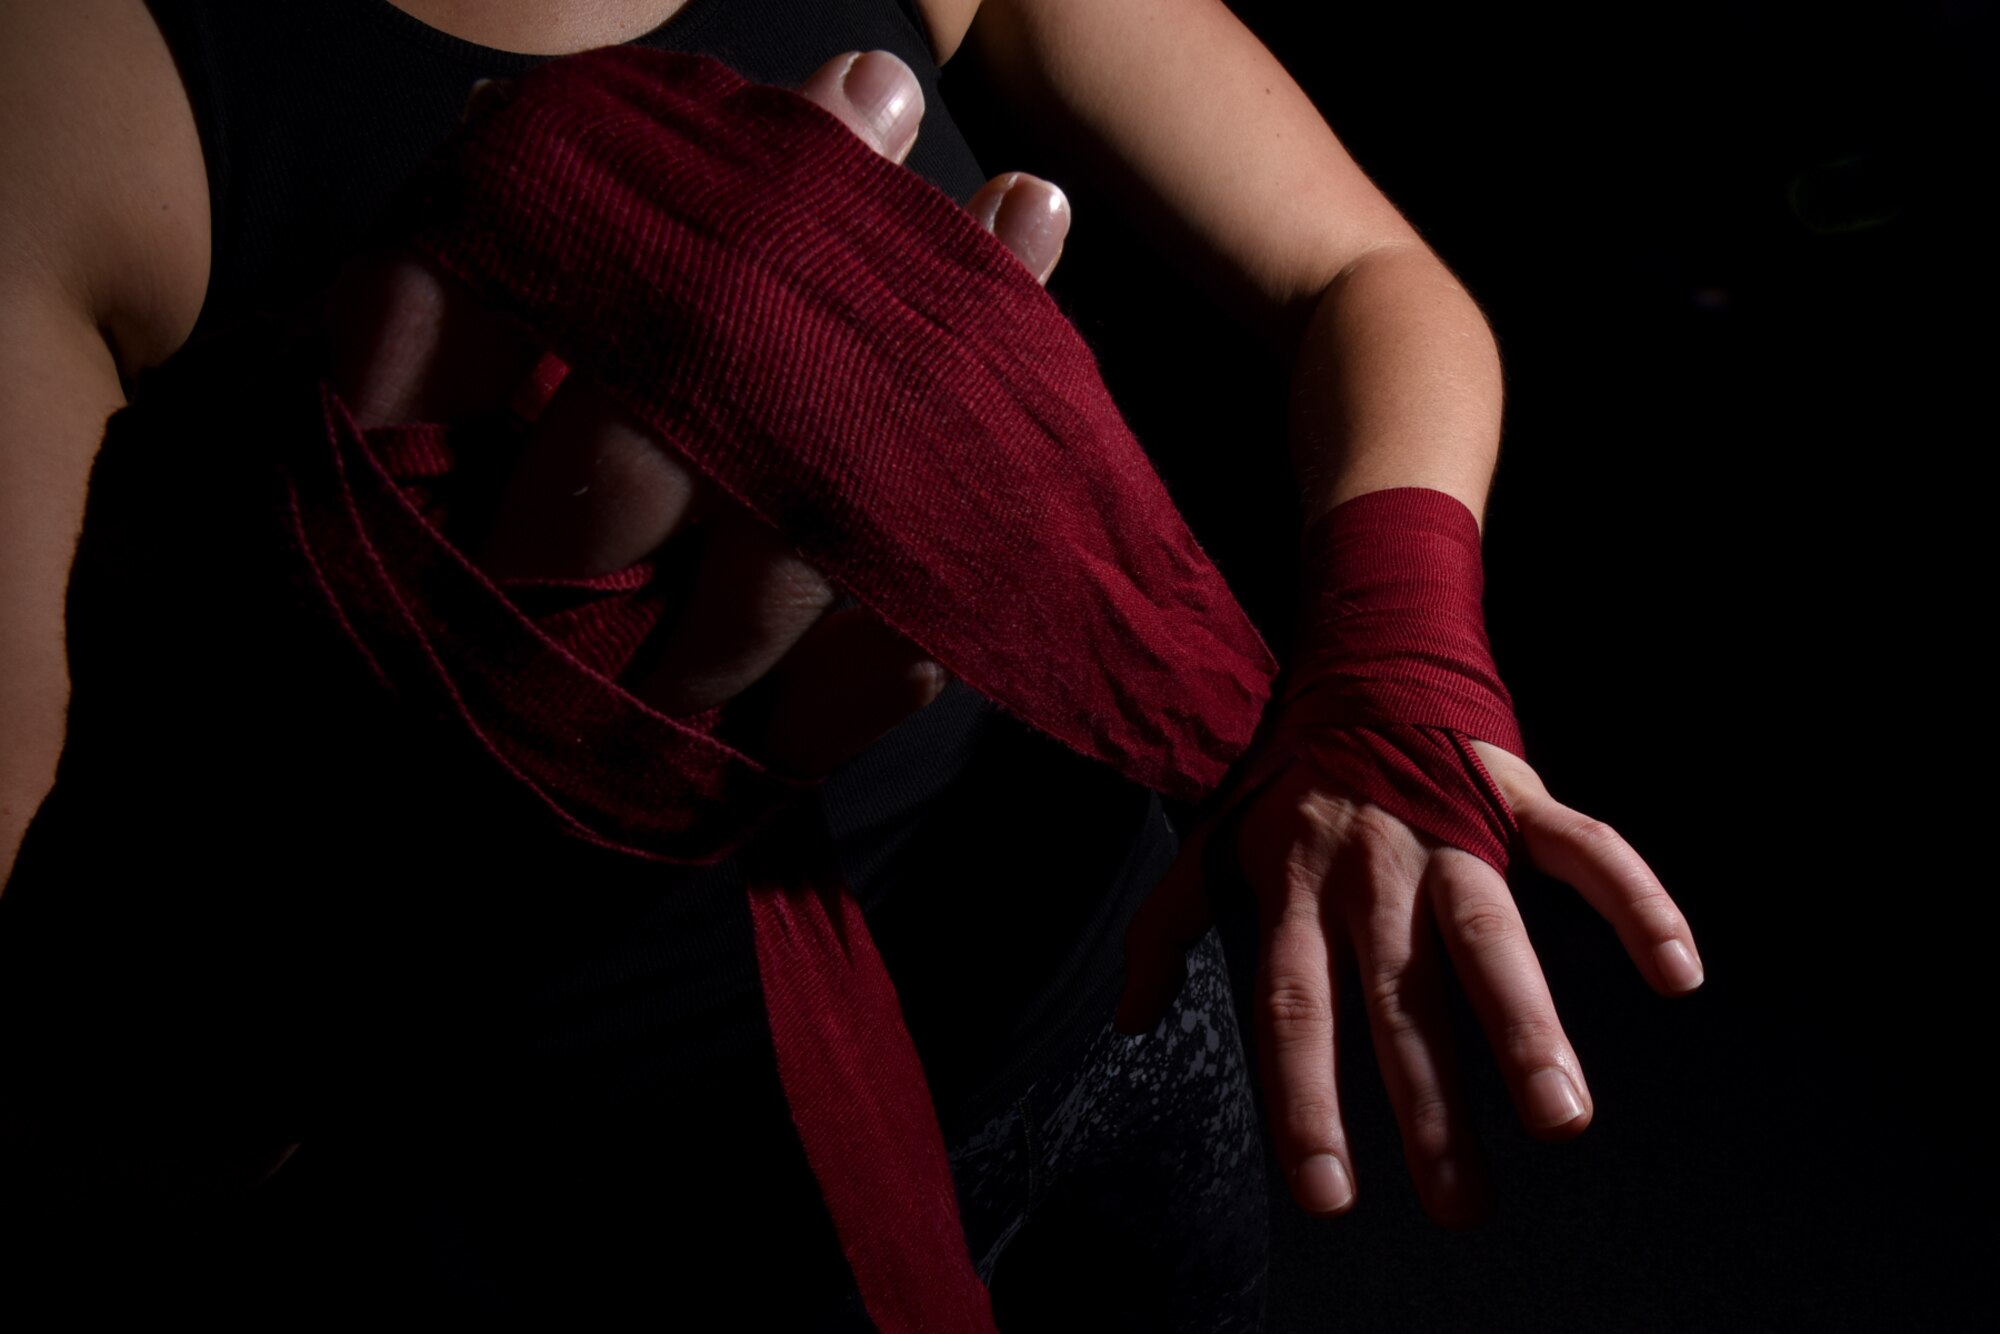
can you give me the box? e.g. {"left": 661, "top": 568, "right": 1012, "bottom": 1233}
{"left": 1272, "top": 486, "right": 1525, "bottom": 875}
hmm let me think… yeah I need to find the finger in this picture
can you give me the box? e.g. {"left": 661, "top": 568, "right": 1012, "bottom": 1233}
{"left": 326, "top": 250, "right": 542, "bottom": 429}
{"left": 796, "top": 49, "right": 924, "bottom": 164}
{"left": 1257, "top": 882, "right": 1355, "bottom": 1215}
{"left": 479, "top": 373, "right": 710, "bottom": 579}
{"left": 1428, "top": 850, "right": 1595, "bottom": 1141}
{"left": 1241, "top": 765, "right": 1358, "bottom": 1215}
{"left": 632, "top": 509, "right": 838, "bottom": 717}
{"left": 1112, "top": 818, "right": 1219, "bottom": 1036}
{"left": 966, "top": 172, "right": 1072, "bottom": 285}
{"left": 1348, "top": 850, "right": 1491, "bottom": 1227}
{"left": 748, "top": 606, "right": 948, "bottom": 777}
{"left": 1513, "top": 789, "right": 1705, "bottom": 996}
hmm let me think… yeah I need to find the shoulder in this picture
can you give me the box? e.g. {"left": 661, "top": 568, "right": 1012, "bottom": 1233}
{"left": 0, "top": 0, "right": 209, "bottom": 374}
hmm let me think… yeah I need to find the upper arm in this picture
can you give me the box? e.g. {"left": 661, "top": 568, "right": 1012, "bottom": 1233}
{"left": 0, "top": 0, "right": 209, "bottom": 879}
{"left": 0, "top": 0, "right": 210, "bottom": 374}
{"left": 959, "top": 0, "right": 1427, "bottom": 356}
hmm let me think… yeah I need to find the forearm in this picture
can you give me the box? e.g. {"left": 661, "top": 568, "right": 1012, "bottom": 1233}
{"left": 1285, "top": 242, "right": 1503, "bottom": 536}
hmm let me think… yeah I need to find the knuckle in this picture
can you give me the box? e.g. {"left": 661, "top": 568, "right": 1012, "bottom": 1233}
{"left": 1629, "top": 885, "right": 1685, "bottom": 934}
{"left": 1280, "top": 1094, "right": 1342, "bottom": 1145}
{"left": 1351, "top": 819, "right": 1428, "bottom": 888}
{"left": 1403, "top": 1094, "right": 1453, "bottom": 1160}
{"left": 1259, "top": 980, "right": 1331, "bottom": 1037}
{"left": 1561, "top": 813, "right": 1623, "bottom": 855}
{"left": 1361, "top": 966, "right": 1423, "bottom": 1039}
{"left": 704, "top": 548, "right": 833, "bottom": 632}
{"left": 1500, "top": 1015, "right": 1560, "bottom": 1064}
{"left": 1293, "top": 791, "right": 1354, "bottom": 844}
{"left": 764, "top": 566, "right": 837, "bottom": 618}
{"left": 1272, "top": 848, "right": 1326, "bottom": 899}
{"left": 1448, "top": 900, "right": 1518, "bottom": 948}
{"left": 1350, "top": 801, "right": 1414, "bottom": 848}
{"left": 596, "top": 442, "right": 695, "bottom": 513}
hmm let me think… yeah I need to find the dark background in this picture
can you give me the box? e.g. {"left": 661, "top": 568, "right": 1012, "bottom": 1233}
{"left": 948, "top": 2, "right": 1988, "bottom": 1328}
{"left": 0, "top": 1, "right": 1981, "bottom": 1325}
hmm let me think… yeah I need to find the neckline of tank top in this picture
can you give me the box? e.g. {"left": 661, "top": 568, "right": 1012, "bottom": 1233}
{"left": 348, "top": 0, "right": 730, "bottom": 72}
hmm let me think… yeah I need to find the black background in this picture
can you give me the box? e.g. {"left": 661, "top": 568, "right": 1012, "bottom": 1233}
{"left": 947, "top": 2, "right": 1989, "bottom": 1328}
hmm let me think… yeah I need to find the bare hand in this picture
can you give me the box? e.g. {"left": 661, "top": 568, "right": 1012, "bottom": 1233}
{"left": 328, "top": 49, "right": 1073, "bottom": 778}
{"left": 1117, "top": 738, "right": 1703, "bottom": 1226}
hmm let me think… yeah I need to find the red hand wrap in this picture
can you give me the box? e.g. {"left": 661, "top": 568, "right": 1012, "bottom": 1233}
{"left": 48, "top": 49, "right": 1521, "bottom": 1327}
{"left": 68, "top": 47, "right": 1273, "bottom": 1333}
{"left": 381, "top": 55, "right": 1281, "bottom": 1330}
{"left": 1268, "top": 487, "right": 1525, "bottom": 875}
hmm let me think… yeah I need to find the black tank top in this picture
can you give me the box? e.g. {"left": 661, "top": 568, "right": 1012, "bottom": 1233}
{"left": 138, "top": 0, "right": 1177, "bottom": 1147}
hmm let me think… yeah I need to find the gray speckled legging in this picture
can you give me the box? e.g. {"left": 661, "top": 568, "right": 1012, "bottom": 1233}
{"left": 946, "top": 926, "right": 1270, "bottom": 1332}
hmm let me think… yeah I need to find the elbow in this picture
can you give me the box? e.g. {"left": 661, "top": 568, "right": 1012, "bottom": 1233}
{"left": 1275, "top": 237, "right": 1489, "bottom": 367}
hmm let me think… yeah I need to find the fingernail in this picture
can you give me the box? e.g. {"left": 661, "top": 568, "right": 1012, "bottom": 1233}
{"left": 841, "top": 50, "right": 922, "bottom": 161}
{"left": 461, "top": 77, "right": 509, "bottom": 123}
{"left": 1296, "top": 1153, "right": 1353, "bottom": 1213}
{"left": 1656, "top": 939, "right": 1704, "bottom": 992}
{"left": 912, "top": 659, "right": 948, "bottom": 708}
{"left": 1525, "top": 1068, "right": 1585, "bottom": 1129}
{"left": 989, "top": 175, "right": 1071, "bottom": 282}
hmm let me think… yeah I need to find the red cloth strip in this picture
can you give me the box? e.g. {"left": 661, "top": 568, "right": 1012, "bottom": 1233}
{"left": 1273, "top": 487, "right": 1525, "bottom": 875}
{"left": 30, "top": 44, "right": 1532, "bottom": 1325}
{"left": 402, "top": 49, "right": 1276, "bottom": 801}
{"left": 270, "top": 46, "right": 1279, "bottom": 1330}
{"left": 286, "top": 390, "right": 801, "bottom": 858}
{"left": 742, "top": 801, "right": 991, "bottom": 1331}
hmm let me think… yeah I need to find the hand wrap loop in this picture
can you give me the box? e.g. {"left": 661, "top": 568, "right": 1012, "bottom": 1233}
{"left": 1266, "top": 486, "right": 1525, "bottom": 875}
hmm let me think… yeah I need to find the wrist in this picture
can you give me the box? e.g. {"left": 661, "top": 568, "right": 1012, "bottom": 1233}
{"left": 1284, "top": 484, "right": 1521, "bottom": 757}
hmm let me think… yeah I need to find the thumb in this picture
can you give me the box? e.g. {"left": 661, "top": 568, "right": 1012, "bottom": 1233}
{"left": 1113, "top": 818, "right": 1219, "bottom": 1035}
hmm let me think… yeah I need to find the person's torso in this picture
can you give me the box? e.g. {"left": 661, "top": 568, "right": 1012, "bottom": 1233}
{"left": 135, "top": 0, "right": 1175, "bottom": 1142}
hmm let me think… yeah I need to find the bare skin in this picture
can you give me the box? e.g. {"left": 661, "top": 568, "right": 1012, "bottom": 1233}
{"left": 0, "top": 0, "right": 1701, "bottom": 1237}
